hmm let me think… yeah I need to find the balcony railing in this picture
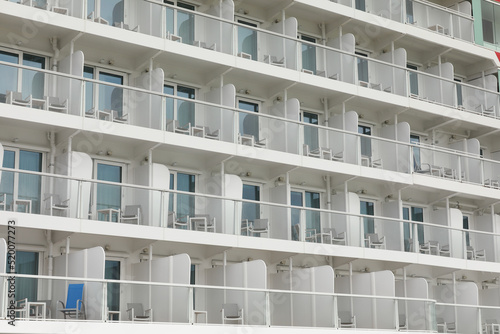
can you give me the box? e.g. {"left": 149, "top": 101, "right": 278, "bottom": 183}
{"left": 0, "top": 167, "right": 499, "bottom": 263}
{"left": 329, "top": 0, "right": 474, "bottom": 42}
{"left": 2, "top": 60, "right": 500, "bottom": 189}
{"left": 0, "top": 272, "right": 438, "bottom": 330}
{"left": 2, "top": 272, "right": 498, "bottom": 333}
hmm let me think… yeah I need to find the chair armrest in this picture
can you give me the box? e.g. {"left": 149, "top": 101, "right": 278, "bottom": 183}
{"left": 57, "top": 300, "right": 65, "bottom": 310}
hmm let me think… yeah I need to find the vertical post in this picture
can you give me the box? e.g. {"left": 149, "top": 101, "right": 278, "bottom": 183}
{"left": 333, "top": 295, "right": 339, "bottom": 329}
{"left": 265, "top": 290, "right": 271, "bottom": 327}
{"left": 77, "top": 180, "right": 82, "bottom": 219}
{"left": 188, "top": 286, "right": 194, "bottom": 324}
{"left": 102, "top": 280, "right": 107, "bottom": 322}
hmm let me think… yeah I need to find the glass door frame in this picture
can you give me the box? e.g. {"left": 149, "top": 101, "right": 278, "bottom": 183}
{"left": 290, "top": 188, "right": 322, "bottom": 241}
{"left": 84, "top": 65, "right": 127, "bottom": 116}
{"left": 92, "top": 159, "right": 126, "bottom": 221}
{"left": 0, "top": 48, "right": 47, "bottom": 100}
{"left": 1, "top": 146, "right": 45, "bottom": 214}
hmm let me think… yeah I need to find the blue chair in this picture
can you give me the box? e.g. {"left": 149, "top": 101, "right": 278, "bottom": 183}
{"left": 57, "top": 283, "right": 86, "bottom": 319}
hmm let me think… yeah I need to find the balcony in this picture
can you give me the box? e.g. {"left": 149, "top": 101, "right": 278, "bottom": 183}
{"left": 0, "top": 250, "right": 497, "bottom": 332}
{"left": 329, "top": 0, "right": 474, "bottom": 42}
{"left": 2, "top": 58, "right": 500, "bottom": 189}
{"left": 0, "top": 166, "right": 499, "bottom": 264}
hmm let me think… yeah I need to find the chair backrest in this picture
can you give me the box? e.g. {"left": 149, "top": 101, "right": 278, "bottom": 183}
{"left": 127, "top": 303, "right": 144, "bottom": 317}
{"left": 253, "top": 219, "right": 268, "bottom": 229}
{"left": 66, "top": 284, "right": 84, "bottom": 309}
{"left": 167, "top": 211, "right": 175, "bottom": 226}
{"left": 367, "top": 233, "right": 379, "bottom": 242}
{"left": 339, "top": 311, "right": 353, "bottom": 323}
{"left": 124, "top": 205, "right": 141, "bottom": 216}
{"left": 222, "top": 303, "right": 239, "bottom": 317}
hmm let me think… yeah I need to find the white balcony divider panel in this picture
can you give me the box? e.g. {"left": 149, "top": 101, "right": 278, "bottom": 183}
{"left": 491, "top": 151, "right": 500, "bottom": 187}
{"left": 351, "top": 272, "right": 373, "bottom": 328}
{"left": 224, "top": 174, "right": 242, "bottom": 235}
{"left": 269, "top": 98, "right": 300, "bottom": 154}
{"left": 327, "top": 34, "right": 355, "bottom": 84}
{"left": 334, "top": 275, "right": 352, "bottom": 320}
{"left": 206, "top": 260, "right": 266, "bottom": 324}
{"left": 205, "top": 84, "right": 235, "bottom": 143}
{"left": 134, "top": 68, "right": 164, "bottom": 130}
{"left": 430, "top": 208, "right": 463, "bottom": 258}
{"left": 496, "top": 215, "right": 500, "bottom": 263}
{"left": 131, "top": 261, "right": 151, "bottom": 315}
{"left": 464, "top": 75, "right": 499, "bottom": 117}
{"left": 434, "top": 283, "right": 455, "bottom": 324}
{"left": 429, "top": 208, "right": 449, "bottom": 252}
{"left": 395, "top": 278, "right": 429, "bottom": 331}
{"left": 0, "top": 239, "right": 5, "bottom": 319}
{"left": 58, "top": 51, "right": 84, "bottom": 116}
{"left": 55, "top": 151, "right": 91, "bottom": 219}
{"left": 374, "top": 271, "right": 397, "bottom": 329}
{"left": 137, "top": 0, "right": 161, "bottom": 37}
{"left": 150, "top": 254, "right": 191, "bottom": 322}
{"left": 329, "top": 110, "right": 358, "bottom": 164}
{"left": 269, "top": 270, "right": 292, "bottom": 326}
{"left": 450, "top": 2, "right": 473, "bottom": 41}
{"left": 475, "top": 214, "right": 495, "bottom": 263}
{"left": 331, "top": 192, "right": 360, "bottom": 247}
{"left": 53, "top": 247, "right": 105, "bottom": 320}
{"left": 448, "top": 138, "right": 481, "bottom": 184}
{"left": 285, "top": 17, "right": 298, "bottom": 70}
{"left": 375, "top": 48, "right": 407, "bottom": 96}
{"left": 134, "top": 163, "right": 169, "bottom": 227}
{"left": 269, "top": 183, "right": 287, "bottom": 240}
{"left": 204, "top": 263, "right": 224, "bottom": 323}
{"left": 422, "top": 63, "right": 454, "bottom": 105}
{"left": 455, "top": 282, "right": 479, "bottom": 334}
{"left": 266, "top": 21, "right": 286, "bottom": 66}
{"left": 381, "top": 200, "right": 402, "bottom": 251}
{"left": 270, "top": 266, "right": 334, "bottom": 327}
{"left": 201, "top": 6, "right": 221, "bottom": 52}
{"left": 379, "top": 122, "right": 410, "bottom": 173}
{"left": 465, "top": 139, "right": 481, "bottom": 184}
{"left": 346, "top": 271, "right": 396, "bottom": 329}
{"left": 221, "top": 0, "right": 234, "bottom": 54}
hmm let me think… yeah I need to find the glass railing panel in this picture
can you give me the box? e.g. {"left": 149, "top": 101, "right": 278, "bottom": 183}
{"left": 269, "top": 290, "right": 335, "bottom": 328}
{"left": 193, "top": 286, "right": 266, "bottom": 325}
{"left": 466, "top": 229, "right": 496, "bottom": 263}
{"left": 415, "top": 222, "right": 464, "bottom": 259}
{"left": 411, "top": 0, "right": 474, "bottom": 42}
{"left": 362, "top": 57, "right": 408, "bottom": 97}
{"left": 0, "top": 65, "right": 83, "bottom": 116}
{"left": 480, "top": 306, "right": 500, "bottom": 333}
{"left": 462, "top": 83, "right": 500, "bottom": 118}
{"left": 322, "top": 47, "right": 356, "bottom": 84}
{"left": 364, "top": 0, "right": 404, "bottom": 22}
{"left": 399, "top": 299, "right": 436, "bottom": 331}
{"left": 337, "top": 295, "right": 398, "bottom": 330}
